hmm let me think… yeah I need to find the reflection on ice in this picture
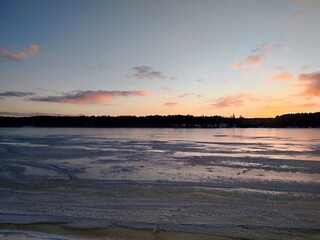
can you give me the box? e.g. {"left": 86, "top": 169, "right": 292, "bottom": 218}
{"left": 0, "top": 128, "right": 319, "bottom": 189}
{"left": 173, "top": 150, "right": 320, "bottom": 161}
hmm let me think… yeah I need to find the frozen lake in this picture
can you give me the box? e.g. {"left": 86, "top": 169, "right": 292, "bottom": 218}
{"left": 0, "top": 128, "right": 320, "bottom": 239}
{"left": 0, "top": 128, "right": 319, "bottom": 185}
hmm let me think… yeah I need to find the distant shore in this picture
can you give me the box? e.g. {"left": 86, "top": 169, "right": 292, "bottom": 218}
{"left": 0, "top": 112, "right": 319, "bottom": 128}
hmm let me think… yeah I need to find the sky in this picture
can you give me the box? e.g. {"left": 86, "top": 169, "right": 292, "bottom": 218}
{"left": 0, "top": 0, "right": 319, "bottom": 117}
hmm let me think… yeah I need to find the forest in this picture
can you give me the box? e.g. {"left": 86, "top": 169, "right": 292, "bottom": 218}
{"left": 0, "top": 112, "right": 319, "bottom": 128}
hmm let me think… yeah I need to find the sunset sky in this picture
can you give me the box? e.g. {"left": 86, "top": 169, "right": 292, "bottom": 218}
{"left": 0, "top": 0, "right": 319, "bottom": 117}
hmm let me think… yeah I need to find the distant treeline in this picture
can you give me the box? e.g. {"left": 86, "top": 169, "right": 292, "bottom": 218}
{"left": 0, "top": 112, "right": 319, "bottom": 128}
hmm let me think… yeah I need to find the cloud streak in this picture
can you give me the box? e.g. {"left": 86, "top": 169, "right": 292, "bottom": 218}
{"left": 298, "top": 72, "right": 320, "bottom": 97}
{"left": 177, "top": 93, "right": 191, "bottom": 98}
{"left": 0, "top": 91, "right": 35, "bottom": 98}
{"left": 163, "top": 102, "right": 179, "bottom": 107}
{"left": 266, "top": 73, "right": 294, "bottom": 82}
{"left": 288, "top": 11, "right": 306, "bottom": 20}
{"left": 30, "top": 90, "right": 149, "bottom": 104}
{"left": 273, "top": 66, "right": 288, "bottom": 73}
{"left": 0, "top": 44, "right": 39, "bottom": 61}
{"left": 81, "top": 64, "right": 107, "bottom": 72}
{"left": 208, "top": 94, "right": 290, "bottom": 108}
{"left": 132, "top": 66, "right": 165, "bottom": 79}
{"left": 209, "top": 94, "right": 251, "bottom": 108}
{"left": 232, "top": 43, "right": 287, "bottom": 76}
{"left": 253, "top": 43, "right": 282, "bottom": 54}
{"left": 232, "top": 55, "right": 266, "bottom": 73}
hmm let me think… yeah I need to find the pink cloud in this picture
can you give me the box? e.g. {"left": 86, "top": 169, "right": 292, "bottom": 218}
{"left": 163, "top": 102, "right": 179, "bottom": 107}
{"left": 246, "top": 55, "right": 266, "bottom": 64}
{"left": 208, "top": 94, "right": 290, "bottom": 108}
{"left": 266, "top": 73, "right": 294, "bottom": 82}
{"left": 232, "top": 61, "right": 246, "bottom": 69}
{"left": 30, "top": 90, "right": 149, "bottom": 104}
{"left": 209, "top": 94, "right": 251, "bottom": 108}
{"left": 298, "top": 72, "right": 320, "bottom": 96}
{"left": 0, "top": 44, "right": 39, "bottom": 61}
{"left": 232, "top": 55, "right": 266, "bottom": 73}
{"left": 232, "top": 43, "right": 286, "bottom": 76}
{"left": 241, "top": 71, "right": 250, "bottom": 76}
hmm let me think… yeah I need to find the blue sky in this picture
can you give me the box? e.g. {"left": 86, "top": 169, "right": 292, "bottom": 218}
{"left": 0, "top": 0, "right": 319, "bottom": 117}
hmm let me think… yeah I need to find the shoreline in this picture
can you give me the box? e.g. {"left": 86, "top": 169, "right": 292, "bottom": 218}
{"left": 1, "top": 180, "right": 319, "bottom": 240}
{"left": 1, "top": 222, "right": 320, "bottom": 240}
{"left": 0, "top": 223, "right": 239, "bottom": 240}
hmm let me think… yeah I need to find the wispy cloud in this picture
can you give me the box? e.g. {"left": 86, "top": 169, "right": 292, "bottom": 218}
{"left": 266, "top": 73, "right": 294, "bottom": 82}
{"left": 300, "top": 103, "right": 319, "bottom": 108}
{"left": 298, "top": 72, "right": 320, "bottom": 96}
{"left": 267, "top": 65, "right": 294, "bottom": 81}
{"left": 232, "top": 55, "right": 267, "bottom": 70}
{"left": 302, "top": 65, "right": 311, "bottom": 70}
{"left": 30, "top": 90, "right": 149, "bottom": 104}
{"left": 241, "top": 71, "right": 250, "bottom": 76}
{"left": 246, "top": 55, "right": 266, "bottom": 64}
{"left": 273, "top": 66, "right": 288, "bottom": 73}
{"left": 208, "top": 94, "right": 290, "bottom": 108}
{"left": 177, "top": 93, "right": 191, "bottom": 98}
{"left": 163, "top": 102, "right": 179, "bottom": 107}
{"left": 162, "top": 87, "right": 172, "bottom": 91}
{"left": 253, "top": 43, "right": 282, "bottom": 54}
{"left": 132, "top": 66, "right": 165, "bottom": 79}
{"left": 0, "top": 91, "right": 35, "bottom": 98}
{"left": 209, "top": 94, "right": 251, "bottom": 108}
{"left": 81, "top": 64, "right": 107, "bottom": 72}
{"left": 232, "top": 43, "right": 288, "bottom": 76}
{"left": 288, "top": 11, "right": 306, "bottom": 20}
{"left": 232, "top": 62, "right": 246, "bottom": 69}
{"left": 0, "top": 44, "right": 39, "bottom": 61}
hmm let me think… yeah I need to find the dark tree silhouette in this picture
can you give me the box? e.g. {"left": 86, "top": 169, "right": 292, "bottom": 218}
{"left": 0, "top": 112, "right": 319, "bottom": 128}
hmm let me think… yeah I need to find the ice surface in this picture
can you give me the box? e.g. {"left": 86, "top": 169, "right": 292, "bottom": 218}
{"left": 0, "top": 128, "right": 319, "bottom": 239}
{"left": 0, "top": 128, "right": 319, "bottom": 184}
